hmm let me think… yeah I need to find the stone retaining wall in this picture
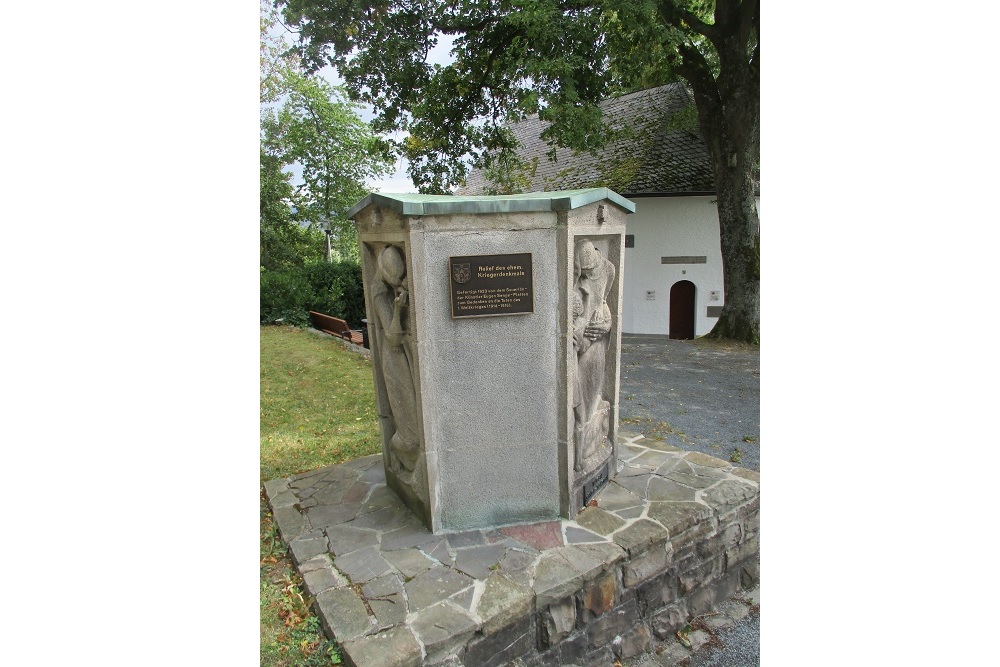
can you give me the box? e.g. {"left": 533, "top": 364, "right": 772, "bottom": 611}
{"left": 264, "top": 432, "right": 760, "bottom": 667}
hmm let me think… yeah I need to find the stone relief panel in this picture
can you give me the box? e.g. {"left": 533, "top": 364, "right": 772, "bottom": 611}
{"left": 364, "top": 242, "right": 427, "bottom": 502}
{"left": 571, "top": 238, "right": 616, "bottom": 476}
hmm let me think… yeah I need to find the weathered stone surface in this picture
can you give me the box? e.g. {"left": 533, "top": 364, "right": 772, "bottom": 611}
{"left": 683, "top": 451, "right": 731, "bottom": 469}
{"left": 731, "top": 468, "right": 760, "bottom": 483}
{"left": 616, "top": 622, "right": 651, "bottom": 659}
{"left": 670, "top": 520, "right": 716, "bottom": 553}
{"left": 476, "top": 574, "right": 534, "bottom": 635}
{"left": 358, "top": 485, "right": 403, "bottom": 514}
{"left": 500, "top": 521, "right": 563, "bottom": 551}
{"left": 679, "top": 555, "right": 723, "bottom": 595}
{"left": 646, "top": 476, "right": 698, "bottom": 502}
{"left": 289, "top": 469, "right": 329, "bottom": 488}
{"left": 654, "top": 639, "right": 692, "bottom": 665}
{"left": 342, "top": 480, "right": 373, "bottom": 504}
{"left": 591, "top": 481, "right": 642, "bottom": 512}
{"left": 531, "top": 553, "right": 583, "bottom": 607}
{"left": 700, "top": 479, "right": 757, "bottom": 514}
{"left": 341, "top": 624, "right": 421, "bottom": 667}
{"left": 451, "top": 585, "right": 477, "bottom": 612}
{"left": 302, "top": 563, "right": 348, "bottom": 597}
{"left": 565, "top": 526, "right": 604, "bottom": 544}
{"left": 618, "top": 444, "right": 648, "bottom": 459}
{"left": 632, "top": 449, "right": 679, "bottom": 469}
{"left": 381, "top": 523, "right": 437, "bottom": 551}
{"left": 298, "top": 553, "right": 332, "bottom": 573}
{"left": 556, "top": 631, "right": 588, "bottom": 666}
{"left": 315, "top": 586, "right": 374, "bottom": 642}
{"left": 351, "top": 503, "right": 420, "bottom": 531}
{"left": 587, "top": 598, "right": 638, "bottom": 648}
{"left": 575, "top": 507, "right": 625, "bottom": 536}
{"left": 741, "top": 561, "right": 760, "bottom": 589}
{"left": 288, "top": 531, "right": 329, "bottom": 565}
{"left": 554, "top": 545, "right": 604, "bottom": 581}
{"left": 636, "top": 570, "right": 679, "bottom": 614}
{"left": 310, "top": 483, "right": 351, "bottom": 505}
{"left": 642, "top": 438, "right": 682, "bottom": 453}
{"left": 447, "top": 530, "right": 486, "bottom": 549}
{"left": 411, "top": 601, "right": 478, "bottom": 660}
{"left": 622, "top": 544, "right": 668, "bottom": 587}
{"left": 614, "top": 506, "right": 644, "bottom": 519}
{"left": 263, "top": 477, "right": 289, "bottom": 498}
{"left": 539, "top": 597, "right": 576, "bottom": 648}
{"left": 422, "top": 537, "right": 455, "bottom": 567}
{"left": 326, "top": 524, "right": 380, "bottom": 556}
{"left": 646, "top": 501, "right": 714, "bottom": 537}
{"left": 613, "top": 519, "right": 668, "bottom": 556}
{"left": 498, "top": 548, "right": 537, "bottom": 574}
{"left": 664, "top": 460, "right": 727, "bottom": 489}
{"left": 405, "top": 565, "right": 475, "bottom": 612}
{"left": 363, "top": 573, "right": 407, "bottom": 629}
{"left": 686, "top": 628, "right": 713, "bottom": 652}
{"left": 572, "top": 542, "right": 626, "bottom": 568}
{"left": 334, "top": 545, "right": 393, "bottom": 583}
{"left": 272, "top": 506, "right": 307, "bottom": 542}
{"left": 453, "top": 544, "right": 507, "bottom": 579}
{"left": 651, "top": 602, "right": 688, "bottom": 640}
{"left": 268, "top": 489, "right": 298, "bottom": 509}
{"left": 612, "top": 472, "right": 650, "bottom": 497}
{"left": 383, "top": 547, "right": 436, "bottom": 579}
{"left": 306, "top": 502, "right": 361, "bottom": 528}
{"left": 580, "top": 570, "right": 616, "bottom": 619}
{"left": 464, "top": 614, "right": 534, "bottom": 667}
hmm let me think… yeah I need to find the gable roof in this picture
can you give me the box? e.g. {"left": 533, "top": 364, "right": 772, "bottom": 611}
{"left": 458, "top": 83, "right": 718, "bottom": 197}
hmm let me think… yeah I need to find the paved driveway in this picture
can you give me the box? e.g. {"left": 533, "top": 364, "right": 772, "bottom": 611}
{"left": 619, "top": 334, "right": 760, "bottom": 471}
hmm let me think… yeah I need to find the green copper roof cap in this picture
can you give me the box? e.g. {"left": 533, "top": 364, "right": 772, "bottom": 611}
{"left": 347, "top": 188, "right": 636, "bottom": 218}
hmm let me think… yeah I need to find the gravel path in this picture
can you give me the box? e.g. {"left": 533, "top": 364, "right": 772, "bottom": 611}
{"left": 620, "top": 334, "right": 760, "bottom": 471}
{"left": 619, "top": 334, "right": 760, "bottom": 666}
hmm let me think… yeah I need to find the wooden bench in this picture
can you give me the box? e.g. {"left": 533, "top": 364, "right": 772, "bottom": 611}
{"left": 308, "top": 311, "right": 364, "bottom": 346}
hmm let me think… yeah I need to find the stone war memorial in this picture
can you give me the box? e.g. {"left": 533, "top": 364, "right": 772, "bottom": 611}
{"left": 264, "top": 189, "right": 760, "bottom": 667}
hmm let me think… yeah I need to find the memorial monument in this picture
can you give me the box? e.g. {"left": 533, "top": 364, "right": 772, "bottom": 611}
{"left": 348, "top": 189, "right": 634, "bottom": 533}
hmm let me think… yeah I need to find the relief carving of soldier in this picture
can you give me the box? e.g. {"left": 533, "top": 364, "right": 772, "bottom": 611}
{"left": 572, "top": 239, "right": 615, "bottom": 472}
{"left": 370, "top": 245, "right": 421, "bottom": 473}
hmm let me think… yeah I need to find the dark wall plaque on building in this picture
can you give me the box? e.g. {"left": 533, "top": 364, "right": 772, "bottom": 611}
{"left": 449, "top": 253, "right": 534, "bottom": 318}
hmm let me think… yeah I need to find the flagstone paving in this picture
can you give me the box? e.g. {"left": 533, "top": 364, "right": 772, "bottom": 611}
{"left": 265, "top": 431, "right": 760, "bottom": 666}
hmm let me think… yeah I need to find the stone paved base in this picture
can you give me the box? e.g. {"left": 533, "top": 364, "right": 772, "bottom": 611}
{"left": 264, "top": 432, "right": 760, "bottom": 667}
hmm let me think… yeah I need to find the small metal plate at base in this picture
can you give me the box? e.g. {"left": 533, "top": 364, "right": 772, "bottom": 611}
{"left": 581, "top": 463, "right": 611, "bottom": 508}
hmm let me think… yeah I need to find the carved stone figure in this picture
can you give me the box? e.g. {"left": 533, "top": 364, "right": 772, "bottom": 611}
{"left": 370, "top": 245, "right": 421, "bottom": 473}
{"left": 572, "top": 239, "right": 615, "bottom": 472}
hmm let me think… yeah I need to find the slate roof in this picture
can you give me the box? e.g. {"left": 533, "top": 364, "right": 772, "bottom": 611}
{"left": 458, "top": 83, "right": 718, "bottom": 196}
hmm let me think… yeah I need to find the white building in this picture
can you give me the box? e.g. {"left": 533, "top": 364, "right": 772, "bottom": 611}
{"left": 459, "top": 83, "right": 760, "bottom": 338}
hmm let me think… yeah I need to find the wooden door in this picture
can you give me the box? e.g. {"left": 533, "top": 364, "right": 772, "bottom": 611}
{"left": 669, "top": 280, "right": 696, "bottom": 340}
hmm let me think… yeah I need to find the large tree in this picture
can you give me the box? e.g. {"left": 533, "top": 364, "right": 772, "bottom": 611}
{"left": 277, "top": 0, "right": 758, "bottom": 342}
{"left": 260, "top": 2, "right": 394, "bottom": 265}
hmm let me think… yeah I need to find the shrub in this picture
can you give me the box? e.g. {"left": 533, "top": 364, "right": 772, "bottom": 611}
{"left": 260, "top": 260, "right": 367, "bottom": 328}
{"left": 303, "top": 261, "right": 366, "bottom": 327}
{"left": 260, "top": 268, "right": 313, "bottom": 326}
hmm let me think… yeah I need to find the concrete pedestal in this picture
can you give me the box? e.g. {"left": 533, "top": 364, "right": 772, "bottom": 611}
{"left": 348, "top": 189, "right": 634, "bottom": 533}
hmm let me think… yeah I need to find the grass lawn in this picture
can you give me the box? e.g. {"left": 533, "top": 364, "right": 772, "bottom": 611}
{"left": 260, "top": 325, "right": 381, "bottom": 666}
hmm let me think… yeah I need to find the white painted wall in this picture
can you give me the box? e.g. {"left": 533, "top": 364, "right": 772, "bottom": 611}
{"left": 621, "top": 195, "right": 760, "bottom": 336}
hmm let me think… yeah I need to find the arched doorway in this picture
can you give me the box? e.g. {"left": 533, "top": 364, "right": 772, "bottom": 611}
{"left": 669, "top": 280, "right": 696, "bottom": 340}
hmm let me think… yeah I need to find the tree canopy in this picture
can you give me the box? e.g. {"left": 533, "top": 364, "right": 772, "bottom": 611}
{"left": 276, "top": 0, "right": 759, "bottom": 342}
{"left": 260, "top": 2, "right": 394, "bottom": 267}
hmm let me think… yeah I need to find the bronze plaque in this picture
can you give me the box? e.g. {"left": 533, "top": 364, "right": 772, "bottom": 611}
{"left": 449, "top": 253, "right": 533, "bottom": 318}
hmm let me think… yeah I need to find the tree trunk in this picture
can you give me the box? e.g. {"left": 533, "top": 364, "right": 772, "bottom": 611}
{"left": 707, "top": 159, "right": 760, "bottom": 343}
{"left": 671, "top": 2, "right": 760, "bottom": 344}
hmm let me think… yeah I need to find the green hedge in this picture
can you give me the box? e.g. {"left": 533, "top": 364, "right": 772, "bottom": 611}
{"left": 260, "top": 260, "right": 367, "bottom": 328}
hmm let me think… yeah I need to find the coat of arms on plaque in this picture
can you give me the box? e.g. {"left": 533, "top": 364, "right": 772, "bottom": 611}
{"left": 452, "top": 263, "right": 471, "bottom": 284}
